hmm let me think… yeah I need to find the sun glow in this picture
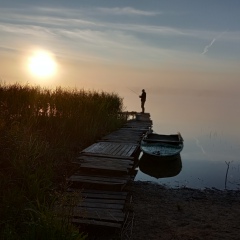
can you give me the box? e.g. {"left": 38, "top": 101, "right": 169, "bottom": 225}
{"left": 28, "top": 50, "right": 57, "bottom": 78}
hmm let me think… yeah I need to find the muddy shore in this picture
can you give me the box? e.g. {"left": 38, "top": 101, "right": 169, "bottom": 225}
{"left": 128, "top": 181, "right": 240, "bottom": 240}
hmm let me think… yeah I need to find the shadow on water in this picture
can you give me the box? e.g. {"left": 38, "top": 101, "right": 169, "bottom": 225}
{"left": 138, "top": 153, "right": 182, "bottom": 179}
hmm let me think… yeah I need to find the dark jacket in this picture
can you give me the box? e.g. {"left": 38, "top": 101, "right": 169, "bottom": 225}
{"left": 140, "top": 91, "right": 146, "bottom": 102}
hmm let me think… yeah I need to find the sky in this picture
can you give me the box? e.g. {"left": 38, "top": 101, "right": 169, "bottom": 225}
{"left": 1, "top": 0, "right": 240, "bottom": 111}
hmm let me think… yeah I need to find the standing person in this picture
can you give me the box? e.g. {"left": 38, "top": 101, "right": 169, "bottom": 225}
{"left": 139, "top": 89, "right": 146, "bottom": 113}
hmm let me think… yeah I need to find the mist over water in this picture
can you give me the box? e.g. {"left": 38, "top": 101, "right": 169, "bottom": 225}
{"left": 134, "top": 94, "right": 240, "bottom": 190}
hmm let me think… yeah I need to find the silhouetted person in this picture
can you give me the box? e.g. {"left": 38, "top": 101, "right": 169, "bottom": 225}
{"left": 139, "top": 89, "right": 146, "bottom": 113}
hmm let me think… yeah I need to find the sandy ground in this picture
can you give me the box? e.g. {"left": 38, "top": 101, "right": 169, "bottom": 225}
{"left": 128, "top": 181, "right": 240, "bottom": 240}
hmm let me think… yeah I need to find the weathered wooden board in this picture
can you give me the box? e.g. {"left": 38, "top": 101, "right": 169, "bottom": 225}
{"left": 77, "top": 155, "right": 134, "bottom": 164}
{"left": 69, "top": 189, "right": 128, "bottom": 228}
{"left": 67, "top": 189, "right": 128, "bottom": 199}
{"left": 124, "top": 120, "right": 152, "bottom": 128}
{"left": 76, "top": 202, "right": 124, "bottom": 210}
{"left": 80, "top": 152, "right": 135, "bottom": 160}
{"left": 73, "top": 207, "right": 124, "bottom": 221}
{"left": 101, "top": 129, "right": 145, "bottom": 143}
{"left": 75, "top": 164, "right": 128, "bottom": 174}
{"left": 69, "top": 175, "right": 128, "bottom": 184}
{"left": 72, "top": 218, "right": 122, "bottom": 228}
{"left": 76, "top": 160, "right": 132, "bottom": 168}
{"left": 80, "top": 197, "right": 125, "bottom": 205}
{"left": 68, "top": 174, "right": 131, "bottom": 189}
{"left": 81, "top": 142, "right": 138, "bottom": 157}
{"left": 74, "top": 159, "right": 132, "bottom": 173}
{"left": 80, "top": 198, "right": 125, "bottom": 205}
{"left": 81, "top": 189, "right": 128, "bottom": 195}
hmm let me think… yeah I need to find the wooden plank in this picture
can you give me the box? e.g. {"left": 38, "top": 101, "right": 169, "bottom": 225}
{"left": 73, "top": 207, "right": 125, "bottom": 222}
{"left": 80, "top": 193, "right": 127, "bottom": 200}
{"left": 77, "top": 155, "right": 134, "bottom": 162}
{"left": 103, "top": 131, "right": 142, "bottom": 137}
{"left": 75, "top": 158, "right": 133, "bottom": 168}
{"left": 81, "top": 142, "right": 138, "bottom": 157}
{"left": 77, "top": 161, "right": 132, "bottom": 168}
{"left": 67, "top": 189, "right": 128, "bottom": 196}
{"left": 112, "top": 144, "right": 130, "bottom": 156}
{"left": 102, "top": 131, "right": 143, "bottom": 139}
{"left": 76, "top": 158, "right": 132, "bottom": 167}
{"left": 70, "top": 173, "right": 130, "bottom": 182}
{"left": 77, "top": 155, "right": 134, "bottom": 163}
{"left": 100, "top": 139, "right": 140, "bottom": 143}
{"left": 78, "top": 163, "right": 129, "bottom": 171}
{"left": 82, "top": 143, "right": 105, "bottom": 154}
{"left": 102, "top": 131, "right": 143, "bottom": 137}
{"left": 69, "top": 175, "right": 128, "bottom": 184}
{"left": 101, "top": 143, "right": 115, "bottom": 154}
{"left": 72, "top": 218, "right": 122, "bottom": 228}
{"left": 81, "top": 189, "right": 128, "bottom": 195}
{"left": 66, "top": 191, "right": 128, "bottom": 200}
{"left": 78, "top": 164, "right": 129, "bottom": 173}
{"left": 76, "top": 202, "right": 124, "bottom": 210}
{"left": 109, "top": 144, "right": 123, "bottom": 155}
{"left": 116, "top": 144, "right": 137, "bottom": 157}
{"left": 79, "top": 162, "right": 129, "bottom": 169}
{"left": 127, "top": 145, "right": 139, "bottom": 156}
{"left": 80, "top": 152, "right": 135, "bottom": 160}
{"left": 117, "top": 145, "right": 133, "bottom": 156}
{"left": 69, "top": 179, "right": 126, "bottom": 186}
{"left": 81, "top": 198, "right": 125, "bottom": 204}
{"left": 70, "top": 173, "right": 130, "bottom": 181}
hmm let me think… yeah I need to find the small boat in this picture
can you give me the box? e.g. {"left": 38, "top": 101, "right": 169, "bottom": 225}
{"left": 140, "top": 131, "right": 184, "bottom": 157}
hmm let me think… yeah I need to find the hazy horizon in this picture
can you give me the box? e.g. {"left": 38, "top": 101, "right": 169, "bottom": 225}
{"left": 1, "top": 0, "right": 240, "bottom": 113}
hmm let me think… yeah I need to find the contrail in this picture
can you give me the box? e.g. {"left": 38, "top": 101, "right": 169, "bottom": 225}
{"left": 194, "top": 138, "right": 206, "bottom": 154}
{"left": 201, "top": 38, "right": 216, "bottom": 55}
{"left": 201, "top": 31, "right": 227, "bottom": 55}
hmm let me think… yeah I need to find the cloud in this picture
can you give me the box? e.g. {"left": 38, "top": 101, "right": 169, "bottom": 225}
{"left": 201, "top": 31, "right": 227, "bottom": 55}
{"left": 1, "top": 7, "right": 239, "bottom": 67}
{"left": 201, "top": 38, "right": 216, "bottom": 55}
{"left": 97, "top": 7, "right": 160, "bottom": 16}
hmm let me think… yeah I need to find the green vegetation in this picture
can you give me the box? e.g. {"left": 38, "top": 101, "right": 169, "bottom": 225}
{"left": 0, "top": 83, "right": 126, "bottom": 239}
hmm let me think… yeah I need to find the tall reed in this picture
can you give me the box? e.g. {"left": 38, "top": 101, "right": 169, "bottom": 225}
{"left": 0, "top": 83, "right": 126, "bottom": 239}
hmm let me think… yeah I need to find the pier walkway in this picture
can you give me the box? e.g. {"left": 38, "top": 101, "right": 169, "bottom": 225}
{"left": 66, "top": 113, "right": 152, "bottom": 231}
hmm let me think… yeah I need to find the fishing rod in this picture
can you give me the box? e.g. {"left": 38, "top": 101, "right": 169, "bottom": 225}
{"left": 127, "top": 88, "right": 139, "bottom": 96}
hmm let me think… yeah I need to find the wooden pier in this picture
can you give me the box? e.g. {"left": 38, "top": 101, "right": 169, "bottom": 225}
{"left": 66, "top": 113, "right": 152, "bottom": 231}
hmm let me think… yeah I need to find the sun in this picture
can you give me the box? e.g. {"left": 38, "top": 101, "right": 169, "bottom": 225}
{"left": 28, "top": 50, "right": 57, "bottom": 78}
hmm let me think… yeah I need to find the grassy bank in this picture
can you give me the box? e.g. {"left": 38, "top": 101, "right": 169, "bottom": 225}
{"left": 0, "top": 83, "right": 126, "bottom": 239}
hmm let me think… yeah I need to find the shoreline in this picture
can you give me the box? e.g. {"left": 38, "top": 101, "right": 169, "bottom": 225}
{"left": 128, "top": 181, "right": 240, "bottom": 240}
{"left": 133, "top": 179, "right": 240, "bottom": 191}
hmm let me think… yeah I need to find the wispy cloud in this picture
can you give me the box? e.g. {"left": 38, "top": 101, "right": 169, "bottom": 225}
{"left": 201, "top": 31, "right": 227, "bottom": 55}
{"left": 98, "top": 7, "right": 160, "bottom": 16}
{"left": 201, "top": 38, "right": 216, "bottom": 55}
{"left": 0, "top": 7, "right": 239, "bottom": 66}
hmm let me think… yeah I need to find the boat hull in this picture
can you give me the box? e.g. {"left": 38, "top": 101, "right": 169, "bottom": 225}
{"left": 140, "top": 132, "right": 184, "bottom": 157}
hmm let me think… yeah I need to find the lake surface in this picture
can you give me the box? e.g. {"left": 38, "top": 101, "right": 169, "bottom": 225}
{"left": 134, "top": 94, "right": 240, "bottom": 190}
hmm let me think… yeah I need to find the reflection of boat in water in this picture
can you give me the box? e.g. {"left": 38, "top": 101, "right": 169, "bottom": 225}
{"left": 138, "top": 153, "right": 182, "bottom": 179}
{"left": 140, "top": 131, "right": 184, "bottom": 158}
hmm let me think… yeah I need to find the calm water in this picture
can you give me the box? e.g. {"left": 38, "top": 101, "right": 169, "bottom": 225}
{"left": 134, "top": 94, "right": 240, "bottom": 190}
